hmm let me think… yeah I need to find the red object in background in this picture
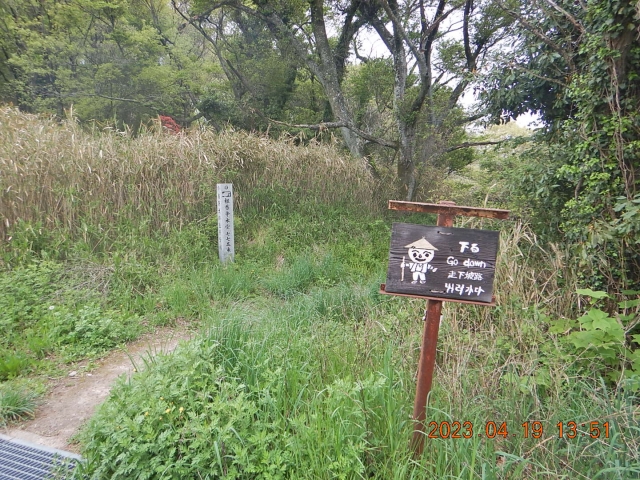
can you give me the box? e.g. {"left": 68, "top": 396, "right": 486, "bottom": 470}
{"left": 159, "top": 115, "right": 181, "bottom": 134}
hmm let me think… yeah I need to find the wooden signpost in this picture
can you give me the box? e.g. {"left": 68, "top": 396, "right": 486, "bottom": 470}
{"left": 385, "top": 223, "right": 499, "bottom": 304}
{"left": 216, "top": 183, "right": 234, "bottom": 263}
{"left": 380, "top": 200, "right": 509, "bottom": 456}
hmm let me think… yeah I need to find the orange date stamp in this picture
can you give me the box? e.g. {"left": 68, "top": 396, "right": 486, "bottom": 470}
{"left": 426, "top": 421, "right": 611, "bottom": 439}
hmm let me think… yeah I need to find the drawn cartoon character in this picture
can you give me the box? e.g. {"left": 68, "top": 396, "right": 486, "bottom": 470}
{"left": 401, "top": 238, "right": 438, "bottom": 284}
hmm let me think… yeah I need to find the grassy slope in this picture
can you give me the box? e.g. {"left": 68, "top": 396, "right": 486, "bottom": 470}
{"left": 75, "top": 216, "right": 639, "bottom": 480}
{"left": 0, "top": 108, "right": 637, "bottom": 479}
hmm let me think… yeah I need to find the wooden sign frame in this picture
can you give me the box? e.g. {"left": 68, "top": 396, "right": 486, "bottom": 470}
{"left": 383, "top": 223, "right": 499, "bottom": 304}
{"left": 380, "top": 284, "right": 495, "bottom": 306}
{"left": 382, "top": 200, "right": 509, "bottom": 457}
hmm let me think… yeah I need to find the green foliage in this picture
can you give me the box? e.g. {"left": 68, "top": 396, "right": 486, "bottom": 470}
{"left": 76, "top": 261, "right": 640, "bottom": 478}
{"left": 0, "top": 259, "right": 144, "bottom": 372}
{"left": 343, "top": 59, "right": 394, "bottom": 120}
{"left": 0, "top": 220, "right": 67, "bottom": 265}
{"left": 546, "top": 289, "right": 640, "bottom": 390}
{"left": 64, "top": 207, "right": 638, "bottom": 478}
{"left": 480, "top": 0, "right": 640, "bottom": 292}
{"left": 1, "top": 111, "right": 639, "bottom": 476}
{"left": 46, "top": 304, "right": 142, "bottom": 360}
{"left": 0, "top": 0, "right": 218, "bottom": 126}
{"left": 76, "top": 315, "right": 395, "bottom": 479}
{"left": 0, "top": 261, "right": 62, "bottom": 349}
{"left": 0, "top": 352, "right": 34, "bottom": 381}
{"left": 79, "top": 357, "right": 293, "bottom": 478}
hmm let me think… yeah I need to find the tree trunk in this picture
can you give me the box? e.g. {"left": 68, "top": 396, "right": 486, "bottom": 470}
{"left": 310, "top": 0, "right": 362, "bottom": 157}
{"left": 397, "top": 151, "right": 416, "bottom": 200}
{"left": 387, "top": 0, "right": 416, "bottom": 200}
{"left": 394, "top": 106, "right": 418, "bottom": 197}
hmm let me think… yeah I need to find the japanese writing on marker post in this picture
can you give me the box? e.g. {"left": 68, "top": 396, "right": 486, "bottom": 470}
{"left": 217, "top": 184, "right": 234, "bottom": 263}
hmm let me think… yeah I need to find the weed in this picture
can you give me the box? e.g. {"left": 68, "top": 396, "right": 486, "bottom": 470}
{"left": 0, "top": 106, "right": 384, "bottom": 250}
{"left": 0, "top": 386, "right": 37, "bottom": 425}
{"left": 545, "top": 288, "right": 640, "bottom": 390}
{"left": 0, "top": 352, "right": 33, "bottom": 381}
{"left": 47, "top": 304, "right": 142, "bottom": 360}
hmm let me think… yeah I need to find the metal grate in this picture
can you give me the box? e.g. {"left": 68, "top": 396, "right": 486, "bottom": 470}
{"left": 0, "top": 435, "right": 81, "bottom": 480}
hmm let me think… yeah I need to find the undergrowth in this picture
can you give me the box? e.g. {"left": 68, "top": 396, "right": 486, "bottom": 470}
{"left": 0, "top": 105, "right": 387, "bottom": 252}
{"left": 72, "top": 216, "right": 638, "bottom": 479}
{"left": 0, "top": 108, "right": 637, "bottom": 477}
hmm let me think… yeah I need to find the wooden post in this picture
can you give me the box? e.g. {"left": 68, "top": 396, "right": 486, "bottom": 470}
{"left": 216, "top": 183, "right": 234, "bottom": 263}
{"left": 410, "top": 201, "right": 455, "bottom": 456}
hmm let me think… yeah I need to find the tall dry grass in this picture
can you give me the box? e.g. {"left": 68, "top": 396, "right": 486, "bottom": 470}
{"left": 0, "top": 106, "right": 384, "bottom": 241}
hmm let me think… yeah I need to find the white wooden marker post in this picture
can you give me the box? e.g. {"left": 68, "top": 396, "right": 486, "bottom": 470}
{"left": 217, "top": 183, "right": 234, "bottom": 263}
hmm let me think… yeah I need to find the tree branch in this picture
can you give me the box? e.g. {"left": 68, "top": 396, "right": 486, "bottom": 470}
{"left": 463, "top": 0, "right": 474, "bottom": 70}
{"left": 344, "top": 126, "right": 398, "bottom": 149}
{"left": 444, "top": 140, "right": 505, "bottom": 152}
{"left": 454, "top": 113, "right": 486, "bottom": 125}
{"left": 78, "top": 93, "right": 158, "bottom": 108}
{"left": 422, "top": 0, "right": 452, "bottom": 55}
{"left": 411, "top": 0, "right": 453, "bottom": 116}
{"left": 180, "top": 111, "right": 205, "bottom": 125}
{"left": 248, "top": 107, "right": 399, "bottom": 149}
{"left": 251, "top": 4, "right": 324, "bottom": 80}
{"left": 541, "top": 0, "right": 584, "bottom": 33}
{"left": 512, "top": 64, "right": 568, "bottom": 87}
{"left": 352, "top": 38, "right": 370, "bottom": 63}
{"left": 334, "top": 0, "right": 365, "bottom": 82}
{"left": 498, "top": 1, "right": 575, "bottom": 70}
{"left": 367, "top": 17, "right": 394, "bottom": 54}
{"left": 379, "top": 0, "right": 427, "bottom": 77}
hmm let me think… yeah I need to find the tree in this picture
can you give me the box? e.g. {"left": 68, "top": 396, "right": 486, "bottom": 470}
{"left": 174, "top": 3, "right": 313, "bottom": 131}
{"left": 480, "top": 0, "right": 640, "bottom": 290}
{"left": 174, "top": 0, "right": 512, "bottom": 199}
{"left": 0, "top": 0, "right": 219, "bottom": 127}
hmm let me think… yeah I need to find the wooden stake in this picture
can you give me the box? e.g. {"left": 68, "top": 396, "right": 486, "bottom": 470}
{"left": 410, "top": 201, "right": 455, "bottom": 456}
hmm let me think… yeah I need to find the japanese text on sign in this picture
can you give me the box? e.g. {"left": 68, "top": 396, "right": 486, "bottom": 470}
{"left": 385, "top": 223, "right": 499, "bottom": 303}
{"left": 216, "top": 183, "right": 234, "bottom": 263}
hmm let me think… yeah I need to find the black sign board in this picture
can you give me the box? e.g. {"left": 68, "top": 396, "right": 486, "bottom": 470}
{"left": 385, "top": 223, "right": 499, "bottom": 303}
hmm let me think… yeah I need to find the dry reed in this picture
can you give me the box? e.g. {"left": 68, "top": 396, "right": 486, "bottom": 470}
{"left": 0, "top": 106, "right": 384, "bottom": 242}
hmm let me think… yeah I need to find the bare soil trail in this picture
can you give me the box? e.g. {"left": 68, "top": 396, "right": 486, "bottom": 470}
{"left": 1, "top": 324, "right": 193, "bottom": 453}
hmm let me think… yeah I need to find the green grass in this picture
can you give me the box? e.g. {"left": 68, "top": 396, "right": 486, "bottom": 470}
{"left": 2, "top": 206, "right": 638, "bottom": 479}
{"left": 0, "top": 386, "right": 37, "bottom": 426}
{"left": 61, "top": 214, "right": 636, "bottom": 479}
{"left": 75, "top": 269, "right": 640, "bottom": 479}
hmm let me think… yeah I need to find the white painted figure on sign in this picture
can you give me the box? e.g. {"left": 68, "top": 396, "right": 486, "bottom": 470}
{"left": 401, "top": 238, "right": 438, "bottom": 284}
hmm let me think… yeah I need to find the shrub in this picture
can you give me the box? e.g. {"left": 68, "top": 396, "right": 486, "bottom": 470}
{"left": 546, "top": 288, "right": 640, "bottom": 391}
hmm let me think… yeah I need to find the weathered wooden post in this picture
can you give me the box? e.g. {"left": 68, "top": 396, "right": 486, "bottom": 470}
{"left": 216, "top": 183, "right": 234, "bottom": 263}
{"left": 380, "top": 200, "right": 509, "bottom": 456}
{"left": 410, "top": 201, "right": 454, "bottom": 454}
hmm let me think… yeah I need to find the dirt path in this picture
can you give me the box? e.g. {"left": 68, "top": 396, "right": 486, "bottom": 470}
{"left": 1, "top": 324, "right": 193, "bottom": 453}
